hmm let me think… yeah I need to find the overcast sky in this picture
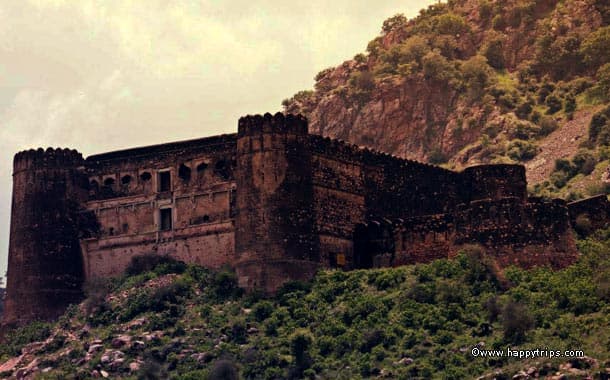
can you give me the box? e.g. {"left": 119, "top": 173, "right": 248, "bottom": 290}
{"left": 0, "top": 0, "right": 435, "bottom": 283}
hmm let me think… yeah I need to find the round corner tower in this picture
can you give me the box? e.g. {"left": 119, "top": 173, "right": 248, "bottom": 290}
{"left": 234, "top": 112, "right": 319, "bottom": 293}
{"left": 2, "top": 148, "right": 88, "bottom": 327}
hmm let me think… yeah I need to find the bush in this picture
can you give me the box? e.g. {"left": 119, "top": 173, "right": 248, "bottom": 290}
{"left": 572, "top": 150, "right": 597, "bottom": 175}
{"left": 574, "top": 214, "right": 593, "bottom": 237}
{"left": 515, "top": 100, "right": 533, "bottom": 119}
{"left": 545, "top": 94, "right": 562, "bottom": 114}
{"left": 0, "top": 321, "right": 52, "bottom": 357}
{"left": 422, "top": 50, "right": 457, "bottom": 83}
{"left": 461, "top": 55, "right": 495, "bottom": 100}
{"left": 83, "top": 277, "right": 112, "bottom": 316}
{"left": 507, "top": 139, "right": 538, "bottom": 161}
{"left": 564, "top": 95, "right": 576, "bottom": 114}
{"left": 538, "top": 116, "right": 558, "bottom": 136}
{"left": 208, "top": 359, "right": 239, "bottom": 380}
{"left": 434, "top": 13, "right": 468, "bottom": 35}
{"left": 382, "top": 14, "right": 407, "bottom": 34}
{"left": 211, "top": 267, "right": 242, "bottom": 300}
{"left": 428, "top": 148, "right": 448, "bottom": 164}
{"left": 482, "top": 35, "right": 505, "bottom": 69}
{"left": 252, "top": 300, "right": 274, "bottom": 322}
{"left": 581, "top": 26, "right": 610, "bottom": 69}
{"left": 502, "top": 301, "right": 534, "bottom": 344}
{"left": 126, "top": 254, "right": 186, "bottom": 276}
{"left": 596, "top": 63, "right": 610, "bottom": 101}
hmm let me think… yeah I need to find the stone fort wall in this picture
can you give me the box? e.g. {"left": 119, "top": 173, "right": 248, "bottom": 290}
{"left": 2, "top": 112, "right": 581, "bottom": 326}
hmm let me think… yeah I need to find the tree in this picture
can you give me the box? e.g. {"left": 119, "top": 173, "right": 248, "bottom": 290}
{"left": 422, "top": 50, "right": 457, "bottom": 83}
{"left": 462, "top": 55, "right": 495, "bottom": 100}
{"left": 596, "top": 63, "right": 610, "bottom": 101}
{"left": 382, "top": 14, "right": 407, "bottom": 34}
{"left": 483, "top": 35, "right": 506, "bottom": 69}
{"left": 581, "top": 26, "right": 610, "bottom": 69}
{"left": 502, "top": 301, "right": 534, "bottom": 344}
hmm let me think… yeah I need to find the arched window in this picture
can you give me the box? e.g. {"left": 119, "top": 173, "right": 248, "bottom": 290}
{"left": 178, "top": 164, "right": 192, "bottom": 181}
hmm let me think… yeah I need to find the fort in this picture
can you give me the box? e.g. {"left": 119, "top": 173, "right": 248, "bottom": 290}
{"left": 2, "top": 112, "right": 604, "bottom": 328}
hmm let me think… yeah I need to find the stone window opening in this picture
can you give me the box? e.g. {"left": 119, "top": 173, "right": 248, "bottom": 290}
{"left": 140, "top": 172, "right": 152, "bottom": 181}
{"left": 158, "top": 171, "right": 171, "bottom": 192}
{"left": 214, "top": 160, "right": 231, "bottom": 180}
{"left": 103, "top": 177, "right": 115, "bottom": 187}
{"left": 203, "top": 215, "right": 210, "bottom": 223}
{"left": 196, "top": 162, "right": 208, "bottom": 172}
{"left": 121, "top": 175, "right": 132, "bottom": 185}
{"left": 89, "top": 180, "right": 99, "bottom": 193}
{"left": 160, "top": 208, "right": 172, "bottom": 231}
{"left": 178, "top": 164, "right": 192, "bottom": 182}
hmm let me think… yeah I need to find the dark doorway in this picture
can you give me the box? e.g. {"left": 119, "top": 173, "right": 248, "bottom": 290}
{"left": 160, "top": 208, "right": 172, "bottom": 231}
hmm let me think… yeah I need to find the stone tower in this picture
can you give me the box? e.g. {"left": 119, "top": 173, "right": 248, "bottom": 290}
{"left": 234, "top": 113, "right": 319, "bottom": 292}
{"left": 3, "top": 148, "right": 89, "bottom": 327}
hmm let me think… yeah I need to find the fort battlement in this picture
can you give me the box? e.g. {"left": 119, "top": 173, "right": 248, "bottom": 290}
{"left": 2, "top": 113, "right": 585, "bottom": 327}
{"left": 13, "top": 147, "right": 84, "bottom": 172}
{"left": 237, "top": 112, "right": 308, "bottom": 137}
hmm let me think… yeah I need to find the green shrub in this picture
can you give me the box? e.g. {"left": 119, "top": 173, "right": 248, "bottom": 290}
{"left": 550, "top": 171, "right": 569, "bottom": 188}
{"left": 581, "top": 26, "right": 610, "bottom": 69}
{"left": 252, "top": 300, "right": 274, "bottom": 322}
{"left": 211, "top": 267, "right": 242, "bottom": 300}
{"left": 482, "top": 35, "right": 505, "bottom": 69}
{"left": 434, "top": 13, "right": 468, "bottom": 35}
{"left": 572, "top": 150, "right": 597, "bottom": 175}
{"left": 515, "top": 100, "right": 533, "bottom": 119}
{"left": 126, "top": 254, "right": 186, "bottom": 276}
{"left": 422, "top": 50, "right": 457, "bottom": 83}
{"left": 507, "top": 139, "right": 538, "bottom": 161}
{"left": 502, "top": 300, "right": 534, "bottom": 344}
{"left": 381, "top": 14, "right": 407, "bottom": 34}
{"left": 0, "top": 321, "right": 52, "bottom": 356}
{"left": 538, "top": 116, "right": 558, "bottom": 136}
{"left": 545, "top": 94, "right": 562, "bottom": 114}
{"left": 596, "top": 63, "right": 610, "bottom": 101}
{"left": 564, "top": 94, "right": 577, "bottom": 114}
{"left": 574, "top": 214, "right": 593, "bottom": 237}
{"left": 461, "top": 55, "right": 495, "bottom": 100}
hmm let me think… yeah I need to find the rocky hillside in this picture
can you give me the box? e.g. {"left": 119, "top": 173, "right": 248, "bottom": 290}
{"left": 1, "top": 234, "right": 610, "bottom": 379}
{"left": 283, "top": 0, "right": 610, "bottom": 200}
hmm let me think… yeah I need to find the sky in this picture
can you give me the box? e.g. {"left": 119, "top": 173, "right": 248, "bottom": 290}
{"left": 0, "top": 0, "right": 435, "bottom": 284}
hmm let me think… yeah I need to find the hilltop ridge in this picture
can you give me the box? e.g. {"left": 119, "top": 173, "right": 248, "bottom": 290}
{"left": 283, "top": 0, "right": 610, "bottom": 200}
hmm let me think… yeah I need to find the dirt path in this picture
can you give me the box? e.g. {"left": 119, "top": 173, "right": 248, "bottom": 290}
{"left": 525, "top": 106, "right": 602, "bottom": 184}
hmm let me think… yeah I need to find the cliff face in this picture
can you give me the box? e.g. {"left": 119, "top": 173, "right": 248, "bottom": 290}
{"left": 283, "top": 0, "right": 609, "bottom": 173}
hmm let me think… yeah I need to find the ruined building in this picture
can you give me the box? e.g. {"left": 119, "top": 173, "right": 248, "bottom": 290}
{"left": 3, "top": 112, "right": 592, "bottom": 327}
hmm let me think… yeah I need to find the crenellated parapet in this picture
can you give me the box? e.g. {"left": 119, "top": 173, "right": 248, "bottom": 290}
{"left": 460, "top": 164, "right": 527, "bottom": 202}
{"left": 237, "top": 112, "right": 307, "bottom": 137}
{"left": 13, "top": 147, "right": 84, "bottom": 173}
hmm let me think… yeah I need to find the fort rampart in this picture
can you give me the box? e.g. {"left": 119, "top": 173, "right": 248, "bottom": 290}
{"left": 2, "top": 113, "right": 584, "bottom": 327}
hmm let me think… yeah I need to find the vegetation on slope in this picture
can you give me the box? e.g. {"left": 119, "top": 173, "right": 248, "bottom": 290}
{"left": 283, "top": 0, "right": 610, "bottom": 200}
{"left": 1, "top": 233, "right": 610, "bottom": 379}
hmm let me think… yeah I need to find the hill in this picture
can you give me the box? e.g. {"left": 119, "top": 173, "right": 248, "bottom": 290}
{"left": 0, "top": 232, "right": 609, "bottom": 379}
{"left": 282, "top": 0, "right": 610, "bottom": 200}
